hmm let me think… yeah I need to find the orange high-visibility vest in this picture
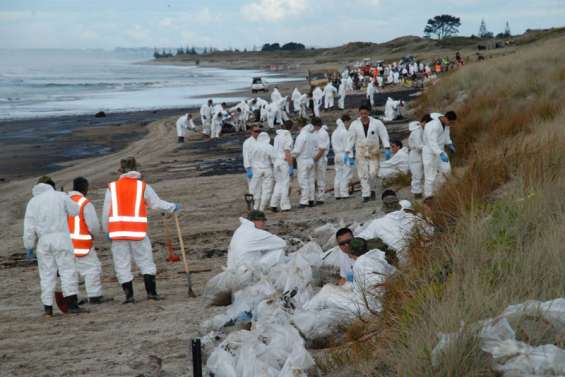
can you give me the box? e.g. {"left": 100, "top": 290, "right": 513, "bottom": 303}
{"left": 107, "top": 178, "right": 148, "bottom": 241}
{"left": 68, "top": 195, "right": 93, "bottom": 257}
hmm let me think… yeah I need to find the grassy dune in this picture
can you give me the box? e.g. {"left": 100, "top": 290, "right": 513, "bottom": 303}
{"left": 322, "top": 31, "right": 565, "bottom": 377}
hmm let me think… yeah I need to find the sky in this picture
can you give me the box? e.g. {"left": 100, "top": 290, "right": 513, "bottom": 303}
{"left": 1, "top": 0, "right": 564, "bottom": 49}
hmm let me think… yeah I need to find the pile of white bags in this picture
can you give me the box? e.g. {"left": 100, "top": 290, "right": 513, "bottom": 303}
{"left": 432, "top": 298, "right": 565, "bottom": 376}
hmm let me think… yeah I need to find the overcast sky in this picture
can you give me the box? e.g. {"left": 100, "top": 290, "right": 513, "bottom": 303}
{"left": 1, "top": 0, "right": 564, "bottom": 49}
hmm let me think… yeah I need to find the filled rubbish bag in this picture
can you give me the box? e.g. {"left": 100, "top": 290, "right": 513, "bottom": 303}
{"left": 432, "top": 298, "right": 565, "bottom": 376}
{"left": 312, "top": 223, "right": 338, "bottom": 251}
{"left": 203, "top": 264, "right": 258, "bottom": 306}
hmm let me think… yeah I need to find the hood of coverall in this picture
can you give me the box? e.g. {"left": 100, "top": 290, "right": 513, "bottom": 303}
{"left": 302, "top": 124, "right": 314, "bottom": 134}
{"left": 408, "top": 121, "right": 422, "bottom": 132}
{"left": 276, "top": 129, "right": 291, "bottom": 138}
{"left": 257, "top": 132, "right": 271, "bottom": 144}
{"left": 32, "top": 183, "right": 55, "bottom": 197}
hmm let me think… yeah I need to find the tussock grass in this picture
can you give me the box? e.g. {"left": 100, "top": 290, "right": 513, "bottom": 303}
{"left": 324, "top": 34, "right": 565, "bottom": 376}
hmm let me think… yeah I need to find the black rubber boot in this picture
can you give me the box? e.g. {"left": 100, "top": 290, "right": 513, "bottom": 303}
{"left": 121, "top": 281, "right": 135, "bottom": 304}
{"left": 143, "top": 274, "right": 162, "bottom": 301}
{"left": 370, "top": 191, "right": 376, "bottom": 201}
{"left": 363, "top": 197, "right": 370, "bottom": 203}
{"left": 66, "top": 295, "right": 89, "bottom": 314}
{"left": 44, "top": 305, "right": 53, "bottom": 317}
{"left": 308, "top": 201, "right": 315, "bottom": 207}
{"left": 89, "top": 296, "right": 114, "bottom": 304}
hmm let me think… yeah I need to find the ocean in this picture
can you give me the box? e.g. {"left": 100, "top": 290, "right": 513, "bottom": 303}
{"left": 0, "top": 49, "right": 294, "bottom": 120}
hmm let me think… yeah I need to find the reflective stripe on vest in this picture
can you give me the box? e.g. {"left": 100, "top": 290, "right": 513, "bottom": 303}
{"left": 107, "top": 178, "right": 148, "bottom": 241}
{"left": 68, "top": 195, "right": 93, "bottom": 257}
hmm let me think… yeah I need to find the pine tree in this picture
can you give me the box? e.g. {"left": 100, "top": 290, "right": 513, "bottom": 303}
{"left": 504, "top": 21, "right": 511, "bottom": 37}
{"left": 479, "top": 19, "right": 488, "bottom": 38}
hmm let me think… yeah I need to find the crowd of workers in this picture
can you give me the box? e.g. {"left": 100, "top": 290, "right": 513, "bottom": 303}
{"left": 22, "top": 56, "right": 458, "bottom": 317}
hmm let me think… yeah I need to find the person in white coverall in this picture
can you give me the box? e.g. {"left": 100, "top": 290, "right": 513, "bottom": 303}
{"left": 249, "top": 132, "right": 275, "bottom": 211}
{"left": 242, "top": 126, "right": 260, "bottom": 194}
{"left": 346, "top": 104, "right": 391, "bottom": 201}
{"left": 292, "top": 123, "right": 317, "bottom": 207}
{"left": 176, "top": 113, "right": 195, "bottom": 143}
{"left": 210, "top": 112, "right": 224, "bottom": 139}
{"left": 271, "top": 87, "right": 282, "bottom": 103}
{"left": 23, "top": 176, "right": 83, "bottom": 316}
{"left": 229, "top": 101, "right": 250, "bottom": 132}
{"left": 298, "top": 93, "right": 310, "bottom": 119}
{"left": 323, "top": 82, "right": 337, "bottom": 109}
{"left": 378, "top": 140, "right": 410, "bottom": 179}
{"left": 337, "top": 81, "right": 346, "bottom": 110}
{"left": 67, "top": 177, "right": 111, "bottom": 304}
{"left": 291, "top": 88, "right": 302, "bottom": 113}
{"left": 312, "top": 86, "right": 323, "bottom": 117}
{"left": 270, "top": 121, "right": 294, "bottom": 212}
{"left": 200, "top": 99, "right": 213, "bottom": 136}
{"left": 430, "top": 111, "right": 456, "bottom": 178}
{"left": 383, "top": 97, "right": 402, "bottom": 122}
{"left": 332, "top": 114, "right": 353, "bottom": 199}
{"left": 422, "top": 111, "right": 457, "bottom": 198}
{"left": 366, "top": 80, "right": 377, "bottom": 108}
{"left": 312, "top": 117, "right": 330, "bottom": 204}
{"left": 102, "top": 159, "right": 181, "bottom": 303}
{"left": 226, "top": 210, "right": 286, "bottom": 270}
{"left": 407, "top": 118, "right": 426, "bottom": 198}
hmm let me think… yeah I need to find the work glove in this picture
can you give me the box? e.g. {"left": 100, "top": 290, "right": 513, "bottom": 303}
{"left": 440, "top": 152, "right": 449, "bottom": 163}
{"left": 346, "top": 273, "right": 354, "bottom": 283}
{"left": 348, "top": 157, "right": 356, "bottom": 166}
{"left": 288, "top": 166, "right": 294, "bottom": 177}
{"left": 26, "top": 248, "right": 34, "bottom": 260}
{"left": 448, "top": 143, "right": 456, "bottom": 154}
{"left": 384, "top": 148, "right": 392, "bottom": 160}
{"left": 246, "top": 167, "right": 253, "bottom": 179}
{"left": 173, "top": 203, "right": 182, "bottom": 213}
{"left": 104, "top": 233, "right": 111, "bottom": 241}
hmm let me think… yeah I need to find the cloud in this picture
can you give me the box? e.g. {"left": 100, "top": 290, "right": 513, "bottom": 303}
{"left": 241, "top": 0, "right": 307, "bottom": 22}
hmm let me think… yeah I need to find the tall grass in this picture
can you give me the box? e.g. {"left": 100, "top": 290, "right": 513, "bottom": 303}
{"left": 324, "top": 34, "right": 565, "bottom": 376}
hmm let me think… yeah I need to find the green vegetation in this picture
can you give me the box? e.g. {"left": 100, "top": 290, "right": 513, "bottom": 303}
{"left": 321, "top": 30, "right": 565, "bottom": 377}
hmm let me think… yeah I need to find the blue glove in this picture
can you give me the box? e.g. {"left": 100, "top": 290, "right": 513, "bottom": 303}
{"left": 174, "top": 203, "right": 182, "bottom": 213}
{"left": 346, "top": 273, "right": 354, "bottom": 283}
{"left": 288, "top": 166, "right": 294, "bottom": 177}
{"left": 348, "top": 157, "right": 356, "bottom": 166}
{"left": 440, "top": 152, "right": 449, "bottom": 162}
{"left": 384, "top": 149, "right": 392, "bottom": 160}
{"left": 26, "top": 248, "right": 34, "bottom": 259}
{"left": 246, "top": 167, "right": 253, "bottom": 179}
{"left": 104, "top": 233, "right": 111, "bottom": 241}
{"left": 448, "top": 143, "right": 456, "bottom": 154}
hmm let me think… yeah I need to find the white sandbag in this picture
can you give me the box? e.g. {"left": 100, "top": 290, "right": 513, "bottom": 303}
{"left": 294, "top": 241, "right": 324, "bottom": 268}
{"left": 270, "top": 253, "right": 313, "bottom": 293}
{"left": 321, "top": 246, "right": 341, "bottom": 269}
{"left": 203, "top": 264, "right": 258, "bottom": 305}
{"left": 236, "top": 343, "right": 278, "bottom": 377}
{"left": 206, "top": 346, "right": 238, "bottom": 377}
{"left": 292, "top": 309, "right": 339, "bottom": 340}
{"left": 312, "top": 223, "right": 338, "bottom": 251}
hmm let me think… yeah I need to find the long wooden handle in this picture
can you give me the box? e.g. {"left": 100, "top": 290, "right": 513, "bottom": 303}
{"left": 174, "top": 213, "right": 189, "bottom": 274}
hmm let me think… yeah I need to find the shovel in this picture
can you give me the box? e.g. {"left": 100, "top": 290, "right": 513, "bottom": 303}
{"left": 174, "top": 213, "right": 197, "bottom": 297}
{"left": 162, "top": 212, "right": 180, "bottom": 262}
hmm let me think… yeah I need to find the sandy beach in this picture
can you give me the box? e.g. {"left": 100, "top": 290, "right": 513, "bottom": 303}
{"left": 0, "top": 85, "right": 417, "bottom": 376}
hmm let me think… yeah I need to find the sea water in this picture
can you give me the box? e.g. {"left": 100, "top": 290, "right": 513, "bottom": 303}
{"left": 0, "top": 49, "right": 295, "bottom": 120}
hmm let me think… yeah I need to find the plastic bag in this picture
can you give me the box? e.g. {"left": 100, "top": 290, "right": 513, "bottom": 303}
{"left": 203, "top": 264, "right": 258, "bottom": 306}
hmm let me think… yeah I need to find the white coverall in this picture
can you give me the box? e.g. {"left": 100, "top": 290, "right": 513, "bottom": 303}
{"left": 226, "top": 218, "right": 287, "bottom": 270}
{"left": 366, "top": 82, "right": 376, "bottom": 107}
{"left": 347, "top": 117, "right": 391, "bottom": 198}
{"left": 383, "top": 97, "right": 401, "bottom": 122}
{"left": 345, "top": 76, "right": 354, "bottom": 91}
{"left": 332, "top": 119, "right": 352, "bottom": 198}
{"left": 23, "top": 183, "right": 80, "bottom": 306}
{"left": 271, "top": 88, "right": 282, "bottom": 103}
{"left": 323, "top": 83, "right": 337, "bottom": 109}
{"left": 430, "top": 112, "right": 453, "bottom": 178}
{"left": 408, "top": 121, "right": 424, "bottom": 195}
{"left": 199, "top": 103, "right": 213, "bottom": 135}
{"left": 337, "top": 82, "right": 346, "bottom": 110}
{"left": 291, "top": 88, "right": 302, "bottom": 113}
{"left": 176, "top": 114, "right": 195, "bottom": 139}
{"left": 270, "top": 129, "right": 294, "bottom": 211}
{"left": 292, "top": 124, "right": 317, "bottom": 205}
{"left": 242, "top": 135, "right": 257, "bottom": 194}
{"left": 298, "top": 94, "right": 309, "bottom": 118}
{"left": 249, "top": 132, "right": 275, "bottom": 211}
{"left": 312, "top": 87, "right": 323, "bottom": 117}
{"left": 67, "top": 191, "right": 103, "bottom": 298}
{"left": 422, "top": 118, "right": 447, "bottom": 198}
{"left": 314, "top": 125, "right": 330, "bottom": 202}
{"left": 229, "top": 101, "right": 250, "bottom": 132}
{"left": 102, "top": 171, "right": 176, "bottom": 284}
{"left": 378, "top": 147, "right": 410, "bottom": 178}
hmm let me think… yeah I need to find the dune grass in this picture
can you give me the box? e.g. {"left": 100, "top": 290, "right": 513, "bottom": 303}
{"left": 320, "top": 33, "right": 565, "bottom": 376}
